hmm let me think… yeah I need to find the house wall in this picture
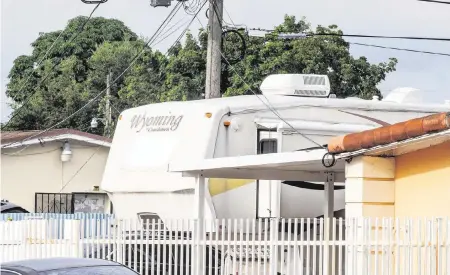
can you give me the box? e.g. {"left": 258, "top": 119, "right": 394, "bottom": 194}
{"left": 344, "top": 141, "right": 450, "bottom": 275}
{"left": 395, "top": 140, "right": 450, "bottom": 217}
{"left": 1, "top": 141, "right": 109, "bottom": 212}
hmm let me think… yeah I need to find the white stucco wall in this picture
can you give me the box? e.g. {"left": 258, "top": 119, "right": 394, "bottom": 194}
{"left": 1, "top": 140, "right": 110, "bottom": 212}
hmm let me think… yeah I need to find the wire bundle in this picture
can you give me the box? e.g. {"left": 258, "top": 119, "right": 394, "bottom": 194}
{"left": 182, "top": 0, "right": 204, "bottom": 15}
{"left": 1, "top": 3, "right": 103, "bottom": 133}
{"left": 2, "top": 0, "right": 210, "bottom": 149}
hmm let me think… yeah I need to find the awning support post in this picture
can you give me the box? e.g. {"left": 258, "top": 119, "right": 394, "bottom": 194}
{"left": 324, "top": 171, "right": 335, "bottom": 275}
{"left": 324, "top": 171, "right": 335, "bottom": 220}
{"left": 194, "top": 173, "right": 205, "bottom": 275}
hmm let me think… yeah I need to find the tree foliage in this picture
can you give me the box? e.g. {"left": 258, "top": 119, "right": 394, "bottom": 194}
{"left": 5, "top": 15, "right": 397, "bottom": 134}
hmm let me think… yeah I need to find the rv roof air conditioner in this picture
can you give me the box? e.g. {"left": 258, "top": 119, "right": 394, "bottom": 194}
{"left": 260, "top": 74, "right": 331, "bottom": 98}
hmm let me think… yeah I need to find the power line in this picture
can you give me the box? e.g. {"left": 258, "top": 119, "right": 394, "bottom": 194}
{"left": 105, "top": 6, "right": 205, "bottom": 118}
{"left": 39, "top": 2, "right": 210, "bottom": 192}
{"left": 267, "top": 30, "right": 450, "bottom": 56}
{"left": 2, "top": 2, "right": 184, "bottom": 149}
{"left": 248, "top": 27, "right": 273, "bottom": 32}
{"left": 246, "top": 27, "right": 450, "bottom": 42}
{"left": 197, "top": 11, "right": 324, "bottom": 147}
{"left": 150, "top": 2, "right": 185, "bottom": 45}
{"left": 16, "top": 31, "right": 65, "bottom": 98}
{"left": 152, "top": 16, "right": 191, "bottom": 47}
{"left": 145, "top": 0, "right": 209, "bottom": 100}
{"left": 88, "top": 1, "right": 207, "bottom": 121}
{"left": 182, "top": 0, "right": 203, "bottom": 15}
{"left": 2, "top": 3, "right": 103, "bottom": 131}
{"left": 245, "top": 28, "right": 450, "bottom": 56}
{"left": 15, "top": 4, "right": 103, "bottom": 100}
{"left": 172, "top": 0, "right": 207, "bottom": 47}
{"left": 350, "top": 42, "right": 450, "bottom": 57}
{"left": 196, "top": 14, "right": 325, "bottom": 148}
{"left": 275, "top": 32, "right": 450, "bottom": 56}
{"left": 313, "top": 33, "right": 450, "bottom": 42}
{"left": 59, "top": 144, "right": 103, "bottom": 193}
{"left": 100, "top": 1, "right": 191, "bottom": 119}
{"left": 222, "top": 5, "right": 236, "bottom": 26}
{"left": 277, "top": 32, "right": 450, "bottom": 42}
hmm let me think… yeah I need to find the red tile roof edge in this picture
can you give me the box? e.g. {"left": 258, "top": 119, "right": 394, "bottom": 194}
{"left": 328, "top": 112, "right": 450, "bottom": 154}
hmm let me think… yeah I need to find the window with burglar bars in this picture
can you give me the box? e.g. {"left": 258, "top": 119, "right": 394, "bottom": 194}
{"left": 35, "top": 193, "right": 74, "bottom": 214}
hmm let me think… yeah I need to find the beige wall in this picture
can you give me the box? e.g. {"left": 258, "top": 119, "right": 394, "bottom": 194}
{"left": 1, "top": 141, "right": 109, "bottom": 212}
{"left": 345, "top": 156, "right": 395, "bottom": 218}
{"left": 395, "top": 140, "right": 450, "bottom": 217}
{"left": 344, "top": 142, "right": 450, "bottom": 275}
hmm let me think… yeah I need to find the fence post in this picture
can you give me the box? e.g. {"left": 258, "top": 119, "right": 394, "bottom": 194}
{"left": 324, "top": 172, "right": 335, "bottom": 275}
{"left": 269, "top": 218, "right": 279, "bottom": 275}
{"left": 64, "top": 219, "right": 81, "bottom": 257}
{"left": 194, "top": 174, "right": 206, "bottom": 275}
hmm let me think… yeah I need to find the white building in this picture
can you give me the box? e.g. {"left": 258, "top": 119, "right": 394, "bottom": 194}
{"left": 1, "top": 129, "right": 112, "bottom": 213}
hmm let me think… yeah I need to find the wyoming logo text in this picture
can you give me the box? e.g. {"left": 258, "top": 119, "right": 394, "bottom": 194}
{"left": 130, "top": 113, "right": 183, "bottom": 132}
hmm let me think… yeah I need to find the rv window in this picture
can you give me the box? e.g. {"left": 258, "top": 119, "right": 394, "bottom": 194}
{"left": 259, "top": 139, "right": 277, "bottom": 154}
{"left": 138, "top": 212, "right": 163, "bottom": 230}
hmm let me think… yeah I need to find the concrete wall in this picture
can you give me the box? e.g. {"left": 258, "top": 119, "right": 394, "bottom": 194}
{"left": 395, "top": 140, "right": 450, "bottom": 217}
{"left": 1, "top": 141, "right": 109, "bottom": 212}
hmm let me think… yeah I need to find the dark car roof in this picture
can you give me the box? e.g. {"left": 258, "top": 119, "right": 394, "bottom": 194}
{"left": 2, "top": 258, "right": 121, "bottom": 272}
{"left": 0, "top": 200, "right": 29, "bottom": 213}
{"left": 1, "top": 201, "right": 23, "bottom": 211}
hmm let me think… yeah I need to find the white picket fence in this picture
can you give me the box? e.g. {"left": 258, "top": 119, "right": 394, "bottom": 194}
{"left": 1, "top": 217, "right": 450, "bottom": 275}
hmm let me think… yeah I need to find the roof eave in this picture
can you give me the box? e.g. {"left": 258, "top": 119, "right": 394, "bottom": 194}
{"left": 337, "top": 129, "right": 450, "bottom": 159}
{"left": 2, "top": 134, "right": 111, "bottom": 148}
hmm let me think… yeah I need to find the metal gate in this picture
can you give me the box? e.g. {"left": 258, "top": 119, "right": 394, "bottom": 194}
{"left": 35, "top": 193, "right": 73, "bottom": 214}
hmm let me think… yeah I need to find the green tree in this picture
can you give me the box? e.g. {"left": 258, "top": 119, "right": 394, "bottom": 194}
{"left": 161, "top": 32, "right": 206, "bottom": 101}
{"left": 163, "top": 15, "right": 397, "bottom": 100}
{"left": 221, "top": 15, "right": 397, "bottom": 99}
{"left": 4, "top": 15, "right": 398, "bottom": 133}
{"left": 86, "top": 40, "right": 167, "bottom": 134}
{"left": 5, "top": 16, "right": 138, "bottom": 131}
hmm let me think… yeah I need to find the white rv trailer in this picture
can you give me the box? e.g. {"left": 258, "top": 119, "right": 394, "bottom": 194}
{"left": 101, "top": 74, "right": 450, "bottom": 221}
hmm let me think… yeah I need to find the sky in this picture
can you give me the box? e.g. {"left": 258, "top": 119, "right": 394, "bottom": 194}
{"left": 1, "top": 0, "right": 450, "bottom": 122}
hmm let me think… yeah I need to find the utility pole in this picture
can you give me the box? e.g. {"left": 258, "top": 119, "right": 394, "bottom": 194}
{"left": 205, "top": 0, "right": 223, "bottom": 99}
{"left": 104, "top": 71, "right": 112, "bottom": 137}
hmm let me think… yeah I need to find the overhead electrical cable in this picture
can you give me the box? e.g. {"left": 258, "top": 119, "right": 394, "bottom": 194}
{"left": 103, "top": 0, "right": 208, "bottom": 115}
{"left": 148, "top": 0, "right": 209, "bottom": 100}
{"left": 58, "top": 144, "right": 104, "bottom": 193}
{"left": 182, "top": 0, "right": 203, "bottom": 15}
{"left": 1, "top": 3, "right": 103, "bottom": 131}
{"left": 150, "top": 2, "right": 184, "bottom": 44}
{"left": 196, "top": 15, "right": 325, "bottom": 148}
{"left": 311, "top": 33, "right": 450, "bottom": 42}
{"left": 244, "top": 27, "right": 450, "bottom": 56}
{"left": 172, "top": 0, "right": 207, "bottom": 47}
{"left": 2, "top": 2, "right": 185, "bottom": 149}
{"left": 31, "top": 1, "right": 210, "bottom": 191}
{"left": 152, "top": 16, "right": 191, "bottom": 47}
{"left": 245, "top": 27, "right": 450, "bottom": 42}
{"left": 350, "top": 42, "right": 450, "bottom": 57}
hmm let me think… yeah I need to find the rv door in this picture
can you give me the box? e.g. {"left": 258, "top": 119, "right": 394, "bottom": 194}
{"left": 256, "top": 129, "right": 282, "bottom": 219}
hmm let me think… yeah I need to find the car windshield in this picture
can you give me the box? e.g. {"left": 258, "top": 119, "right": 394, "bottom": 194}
{"left": 40, "top": 265, "right": 137, "bottom": 275}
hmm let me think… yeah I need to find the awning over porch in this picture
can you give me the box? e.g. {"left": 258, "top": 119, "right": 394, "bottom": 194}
{"left": 169, "top": 148, "right": 345, "bottom": 182}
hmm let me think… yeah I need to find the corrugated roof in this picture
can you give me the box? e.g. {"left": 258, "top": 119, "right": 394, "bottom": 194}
{"left": 1, "top": 128, "right": 111, "bottom": 147}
